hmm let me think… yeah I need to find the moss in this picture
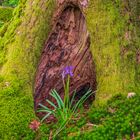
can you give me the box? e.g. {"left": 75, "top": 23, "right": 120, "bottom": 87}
{"left": 0, "top": 0, "right": 57, "bottom": 139}
{"left": 85, "top": 0, "right": 139, "bottom": 105}
{"left": 57, "top": 93, "right": 140, "bottom": 139}
{"left": 0, "top": 21, "right": 4, "bottom": 28}
{"left": 85, "top": 0, "right": 123, "bottom": 105}
{"left": 0, "top": 6, "right": 13, "bottom": 22}
{"left": 132, "top": 1, "right": 140, "bottom": 88}
{"left": 0, "top": 1, "right": 26, "bottom": 65}
{"left": 0, "top": 0, "right": 140, "bottom": 138}
{"left": 0, "top": 86, "right": 35, "bottom": 139}
{"left": 2, "top": 0, "right": 19, "bottom": 7}
{"left": 0, "top": 22, "right": 9, "bottom": 37}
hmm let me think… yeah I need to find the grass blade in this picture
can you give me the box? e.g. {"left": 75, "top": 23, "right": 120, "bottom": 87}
{"left": 50, "top": 89, "right": 64, "bottom": 109}
{"left": 37, "top": 109, "right": 53, "bottom": 113}
{"left": 72, "top": 89, "right": 95, "bottom": 113}
{"left": 39, "top": 103, "right": 52, "bottom": 111}
{"left": 41, "top": 112, "right": 52, "bottom": 122}
{"left": 46, "top": 99, "right": 57, "bottom": 109}
{"left": 70, "top": 90, "right": 76, "bottom": 109}
{"left": 53, "top": 89, "right": 64, "bottom": 107}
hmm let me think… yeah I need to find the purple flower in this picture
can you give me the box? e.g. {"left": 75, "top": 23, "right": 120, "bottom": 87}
{"left": 62, "top": 66, "right": 74, "bottom": 79}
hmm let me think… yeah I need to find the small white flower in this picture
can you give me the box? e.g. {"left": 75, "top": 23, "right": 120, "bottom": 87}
{"left": 127, "top": 92, "right": 136, "bottom": 98}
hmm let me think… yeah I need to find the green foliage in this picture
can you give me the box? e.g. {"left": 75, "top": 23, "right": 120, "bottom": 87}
{"left": 39, "top": 88, "right": 92, "bottom": 122}
{"left": 0, "top": 6, "right": 13, "bottom": 22}
{"left": 38, "top": 74, "right": 94, "bottom": 138}
{"left": 0, "top": 0, "right": 140, "bottom": 139}
{"left": 2, "top": 0, "right": 19, "bottom": 7}
{"left": 0, "top": 21, "right": 4, "bottom": 27}
{"left": 60, "top": 93, "right": 140, "bottom": 140}
{"left": 0, "top": 0, "right": 57, "bottom": 139}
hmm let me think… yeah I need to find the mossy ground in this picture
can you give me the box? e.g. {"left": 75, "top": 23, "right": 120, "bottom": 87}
{"left": 0, "top": 0, "right": 140, "bottom": 139}
{"left": 56, "top": 93, "right": 140, "bottom": 140}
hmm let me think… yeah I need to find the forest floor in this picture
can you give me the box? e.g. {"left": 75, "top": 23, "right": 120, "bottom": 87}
{"left": 36, "top": 93, "right": 140, "bottom": 140}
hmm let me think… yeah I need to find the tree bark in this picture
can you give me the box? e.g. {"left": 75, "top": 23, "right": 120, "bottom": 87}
{"left": 34, "top": 2, "right": 96, "bottom": 112}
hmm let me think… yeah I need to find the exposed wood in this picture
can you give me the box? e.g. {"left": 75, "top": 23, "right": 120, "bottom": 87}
{"left": 34, "top": 3, "right": 96, "bottom": 118}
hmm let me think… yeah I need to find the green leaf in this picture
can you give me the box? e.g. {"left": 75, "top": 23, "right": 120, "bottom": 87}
{"left": 50, "top": 89, "right": 64, "bottom": 109}
{"left": 46, "top": 99, "right": 57, "bottom": 109}
{"left": 41, "top": 112, "right": 52, "bottom": 122}
{"left": 70, "top": 90, "right": 76, "bottom": 109}
{"left": 72, "top": 89, "right": 95, "bottom": 113}
{"left": 37, "top": 109, "right": 53, "bottom": 113}
{"left": 39, "top": 103, "right": 51, "bottom": 111}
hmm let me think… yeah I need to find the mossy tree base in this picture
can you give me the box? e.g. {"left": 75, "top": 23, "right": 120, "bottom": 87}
{"left": 0, "top": 0, "right": 140, "bottom": 139}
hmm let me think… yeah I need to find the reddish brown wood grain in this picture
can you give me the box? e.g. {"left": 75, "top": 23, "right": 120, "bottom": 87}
{"left": 34, "top": 3, "right": 96, "bottom": 120}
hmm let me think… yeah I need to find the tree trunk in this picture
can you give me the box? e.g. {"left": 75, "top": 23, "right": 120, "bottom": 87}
{"left": 0, "top": 0, "right": 140, "bottom": 138}
{"left": 34, "top": 2, "right": 96, "bottom": 113}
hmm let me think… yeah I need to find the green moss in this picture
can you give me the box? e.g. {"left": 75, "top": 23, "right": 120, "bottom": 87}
{"left": 0, "top": 22, "right": 9, "bottom": 37}
{"left": 0, "top": 88, "right": 35, "bottom": 139}
{"left": 132, "top": 1, "right": 140, "bottom": 88}
{"left": 0, "top": 0, "right": 56, "bottom": 139}
{"left": 0, "top": 0, "right": 140, "bottom": 139}
{"left": 85, "top": 0, "right": 123, "bottom": 105}
{"left": 0, "top": 2, "right": 26, "bottom": 65}
{"left": 2, "top": 0, "right": 19, "bottom": 7}
{"left": 0, "top": 21, "right": 4, "bottom": 28}
{"left": 0, "top": 6, "right": 13, "bottom": 22}
{"left": 58, "top": 93, "right": 140, "bottom": 140}
{"left": 85, "top": 0, "right": 139, "bottom": 105}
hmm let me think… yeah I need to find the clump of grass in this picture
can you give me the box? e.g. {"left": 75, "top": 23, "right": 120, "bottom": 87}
{"left": 38, "top": 66, "right": 95, "bottom": 138}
